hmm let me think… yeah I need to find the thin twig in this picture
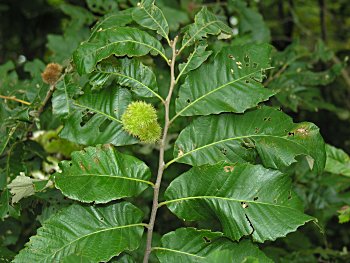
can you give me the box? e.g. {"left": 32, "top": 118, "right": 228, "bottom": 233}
{"left": 0, "top": 95, "right": 31, "bottom": 105}
{"left": 143, "top": 36, "right": 178, "bottom": 263}
{"left": 28, "top": 65, "right": 72, "bottom": 131}
{"left": 264, "top": 63, "right": 288, "bottom": 87}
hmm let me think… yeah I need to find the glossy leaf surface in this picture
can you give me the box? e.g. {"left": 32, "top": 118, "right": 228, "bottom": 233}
{"left": 175, "top": 44, "right": 275, "bottom": 116}
{"left": 172, "top": 107, "right": 325, "bottom": 174}
{"left": 14, "top": 202, "right": 145, "bottom": 262}
{"left": 154, "top": 227, "right": 272, "bottom": 262}
{"left": 89, "top": 58, "right": 160, "bottom": 99}
{"left": 177, "top": 43, "right": 212, "bottom": 80}
{"left": 73, "top": 26, "right": 167, "bottom": 74}
{"left": 180, "top": 7, "right": 231, "bottom": 51}
{"left": 163, "top": 163, "right": 314, "bottom": 242}
{"left": 60, "top": 87, "right": 137, "bottom": 146}
{"left": 55, "top": 145, "right": 152, "bottom": 203}
{"left": 132, "top": 0, "right": 169, "bottom": 42}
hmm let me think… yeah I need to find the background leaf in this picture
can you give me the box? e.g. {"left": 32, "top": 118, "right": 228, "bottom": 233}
{"left": 172, "top": 107, "right": 325, "bottom": 174}
{"left": 175, "top": 44, "right": 275, "bottom": 117}
{"left": 55, "top": 145, "right": 152, "bottom": 203}
{"left": 13, "top": 202, "right": 145, "bottom": 263}
{"left": 325, "top": 144, "right": 350, "bottom": 177}
{"left": 163, "top": 163, "right": 314, "bottom": 242}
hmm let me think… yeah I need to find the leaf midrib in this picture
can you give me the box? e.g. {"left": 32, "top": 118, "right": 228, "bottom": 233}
{"left": 174, "top": 69, "right": 267, "bottom": 118}
{"left": 167, "top": 134, "right": 311, "bottom": 168}
{"left": 74, "top": 102, "right": 122, "bottom": 123}
{"left": 43, "top": 223, "right": 146, "bottom": 262}
{"left": 59, "top": 173, "right": 153, "bottom": 186}
{"left": 93, "top": 38, "right": 167, "bottom": 63}
{"left": 159, "top": 195, "right": 300, "bottom": 211}
{"left": 136, "top": 3, "right": 169, "bottom": 43}
{"left": 180, "top": 20, "right": 222, "bottom": 53}
{"left": 95, "top": 69, "right": 163, "bottom": 101}
{"left": 152, "top": 247, "right": 205, "bottom": 259}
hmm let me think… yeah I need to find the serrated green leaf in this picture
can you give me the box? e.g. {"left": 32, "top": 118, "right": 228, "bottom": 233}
{"left": 162, "top": 163, "right": 314, "bottom": 242}
{"left": 59, "top": 87, "right": 137, "bottom": 146}
{"left": 154, "top": 227, "right": 272, "bottom": 263}
{"left": 177, "top": 42, "right": 212, "bottom": 81}
{"left": 55, "top": 145, "right": 152, "bottom": 203}
{"left": 175, "top": 44, "right": 275, "bottom": 117}
{"left": 90, "top": 58, "right": 162, "bottom": 100}
{"left": 90, "top": 9, "right": 133, "bottom": 39}
{"left": 180, "top": 7, "right": 232, "bottom": 52}
{"left": 171, "top": 107, "right": 325, "bottom": 175}
{"left": 133, "top": 0, "right": 170, "bottom": 42}
{"left": 73, "top": 27, "right": 167, "bottom": 75}
{"left": 325, "top": 144, "right": 350, "bottom": 177}
{"left": 13, "top": 202, "right": 145, "bottom": 263}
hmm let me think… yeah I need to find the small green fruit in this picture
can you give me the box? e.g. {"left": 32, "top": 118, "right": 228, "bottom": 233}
{"left": 121, "top": 101, "right": 161, "bottom": 143}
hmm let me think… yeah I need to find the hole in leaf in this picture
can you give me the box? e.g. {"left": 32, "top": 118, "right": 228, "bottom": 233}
{"left": 245, "top": 80, "right": 250, "bottom": 84}
{"left": 263, "top": 117, "right": 271, "bottom": 121}
{"left": 224, "top": 166, "right": 234, "bottom": 172}
{"left": 245, "top": 63, "right": 249, "bottom": 67}
{"left": 100, "top": 217, "right": 104, "bottom": 221}
{"left": 80, "top": 110, "right": 96, "bottom": 127}
{"left": 203, "top": 236, "right": 211, "bottom": 243}
{"left": 241, "top": 202, "right": 249, "bottom": 208}
{"left": 288, "top": 132, "right": 295, "bottom": 136}
{"left": 253, "top": 62, "right": 258, "bottom": 68}
{"left": 254, "top": 127, "right": 260, "bottom": 134}
{"left": 220, "top": 148, "right": 227, "bottom": 155}
{"left": 244, "top": 55, "right": 250, "bottom": 63}
{"left": 253, "top": 197, "right": 258, "bottom": 201}
{"left": 186, "top": 99, "right": 191, "bottom": 103}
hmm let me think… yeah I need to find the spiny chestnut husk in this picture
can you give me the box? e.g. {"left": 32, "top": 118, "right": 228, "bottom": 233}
{"left": 41, "top": 63, "right": 62, "bottom": 85}
{"left": 121, "top": 101, "right": 161, "bottom": 143}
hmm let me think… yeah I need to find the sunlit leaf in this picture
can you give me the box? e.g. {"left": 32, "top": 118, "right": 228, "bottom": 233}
{"left": 163, "top": 163, "right": 314, "bottom": 242}
{"left": 59, "top": 87, "right": 137, "bottom": 146}
{"left": 175, "top": 44, "right": 275, "bottom": 117}
{"left": 172, "top": 106, "right": 325, "bottom": 174}
{"left": 154, "top": 227, "right": 272, "bottom": 262}
{"left": 133, "top": 0, "right": 170, "bottom": 42}
{"left": 13, "top": 202, "right": 145, "bottom": 262}
{"left": 55, "top": 145, "right": 152, "bottom": 203}
{"left": 73, "top": 27, "right": 167, "bottom": 75}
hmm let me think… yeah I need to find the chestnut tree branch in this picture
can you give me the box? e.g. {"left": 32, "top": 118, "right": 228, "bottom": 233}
{"left": 143, "top": 36, "right": 178, "bottom": 263}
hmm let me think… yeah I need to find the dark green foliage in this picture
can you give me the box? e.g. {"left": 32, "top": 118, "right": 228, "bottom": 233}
{"left": 1, "top": 1, "right": 350, "bottom": 262}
